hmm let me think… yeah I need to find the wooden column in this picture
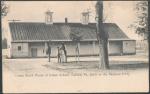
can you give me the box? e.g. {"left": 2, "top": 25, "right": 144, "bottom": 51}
{"left": 93, "top": 41, "right": 96, "bottom": 55}
{"left": 78, "top": 42, "right": 80, "bottom": 61}
{"left": 45, "top": 42, "right": 47, "bottom": 56}
{"left": 78, "top": 42, "right": 80, "bottom": 52}
{"left": 108, "top": 41, "right": 109, "bottom": 55}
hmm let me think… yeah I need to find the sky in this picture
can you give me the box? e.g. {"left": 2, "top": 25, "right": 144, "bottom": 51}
{"left": 2, "top": 1, "right": 145, "bottom": 40}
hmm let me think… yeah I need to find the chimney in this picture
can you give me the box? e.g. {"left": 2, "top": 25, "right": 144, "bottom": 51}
{"left": 65, "top": 17, "right": 68, "bottom": 24}
{"left": 45, "top": 10, "right": 53, "bottom": 25}
{"left": 81, "top": 12, "right": 89, "bottom": 25}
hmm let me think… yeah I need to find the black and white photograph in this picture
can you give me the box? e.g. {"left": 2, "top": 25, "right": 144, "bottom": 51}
{"left": 1, "top": 0, "right": 149, "bottom": 93}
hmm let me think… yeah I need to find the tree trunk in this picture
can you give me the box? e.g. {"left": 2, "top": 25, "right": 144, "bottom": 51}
{"left": 96, "top": 1, "right": 109, "bottom": 69}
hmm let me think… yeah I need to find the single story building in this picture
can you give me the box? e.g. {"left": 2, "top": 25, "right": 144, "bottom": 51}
{"left": 8, "top": 22, "right": 136, "bottom": 58}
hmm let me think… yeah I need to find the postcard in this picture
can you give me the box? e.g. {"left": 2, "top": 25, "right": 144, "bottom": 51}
{"left": 1, "top": 1, "right": 149, "bottom": 93}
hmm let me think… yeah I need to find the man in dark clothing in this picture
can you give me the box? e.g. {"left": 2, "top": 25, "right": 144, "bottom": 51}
{"left": 75, "top": 43, "right": 80, "bottom": 63}
{"left": 57, "top": 47, "right": 61, "bottom": 63}
{"left": 46, "top": 41, "right": 51, "bottom": 62}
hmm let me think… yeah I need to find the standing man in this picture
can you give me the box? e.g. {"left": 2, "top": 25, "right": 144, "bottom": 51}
{"left": 75, "top": 43, "right": 80, "bottom": 63}
{"left": 57, "top": 47, "right": 61, "bottom": 63}
{"left": 46, "top": 41, "right": 51, "bottom": 62}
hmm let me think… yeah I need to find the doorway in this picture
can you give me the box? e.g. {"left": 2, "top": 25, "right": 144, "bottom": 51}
{"left": 31, "top": 48, "right": 37, "bottom": 57}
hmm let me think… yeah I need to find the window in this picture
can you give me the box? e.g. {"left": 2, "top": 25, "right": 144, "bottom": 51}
{"left": 18, "top": 46, "right": 21, "bottom": 51}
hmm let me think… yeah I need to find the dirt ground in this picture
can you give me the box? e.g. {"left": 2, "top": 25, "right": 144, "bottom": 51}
{"left": 2, "top": 55, "right": 149, "bottom": 93}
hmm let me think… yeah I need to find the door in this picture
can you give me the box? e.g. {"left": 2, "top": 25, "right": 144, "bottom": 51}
{"left": 31, "top": 48, "right": 37, "bottom": 57}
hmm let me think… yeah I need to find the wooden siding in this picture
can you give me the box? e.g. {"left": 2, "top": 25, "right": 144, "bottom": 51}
{"left": 11, "top": 43, "right": 29, "bottom": 57}
{"left": 29, "top": 42, "right": 46, "bottom": 57}
{"left": 11, "top": 40, "right": 136, "bottom": 58}
{"left": 109, "top": 41, "right": 122, "bottom": 55}
{"left": 123, "top": 40, "right": 136, "bottom": 54}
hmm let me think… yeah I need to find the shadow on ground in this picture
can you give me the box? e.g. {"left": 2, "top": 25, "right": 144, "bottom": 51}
{"left": 43, "top": 60, "right": 149, "bottom": 71}
{"left": 109, "top": 62, "right": 149, "bottom": 70}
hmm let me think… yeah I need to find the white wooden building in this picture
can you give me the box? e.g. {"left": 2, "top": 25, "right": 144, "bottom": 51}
{"left": 7, "top": 22, "right": 136, "bottom": 58}
{"left": 7, "top": 11, "right": 136, "bottom": 58}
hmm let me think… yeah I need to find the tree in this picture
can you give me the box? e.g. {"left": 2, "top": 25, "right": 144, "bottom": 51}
{"left": 95, "top": 1, "right": 109, "bottom": 69}
{"left": 70, "top": 28, "right": 83, "bottom": 63}
{"left": 129, "top": 1, "right": 148, "bottom": 40}
{"left": 1, "top": 1, "right": 9, "bottom": 18}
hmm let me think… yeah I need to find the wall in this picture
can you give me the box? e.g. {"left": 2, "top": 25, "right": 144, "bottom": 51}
{"left": 123, "top": 40, "right": 136, "bottom": 54}
{"left": 80, "top": 42, "right": 95, "bottom": 55}
{"left": 61, "top": 42, "right": 98, "bottom": 56}
{"left": 29, "top": 42, "right": 46, "bottom": 57}
{"left": 108, "top": 41, "right": 122, "bottom": 55}
{"left": 11, "top": 43, "right": 29, "bottom": 58}
{"left": 65, "top": 42, "right": 76, "bottom": 56}
{"left": 11, "top": 40, "right": 135, "bottom": 58}
{"left": 47, "top": 42, "right": 98, "bottom": 57}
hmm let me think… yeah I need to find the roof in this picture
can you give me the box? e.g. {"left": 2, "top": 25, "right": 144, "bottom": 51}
{"left": 9, "top": 22, "right": 130, "bottom": 42}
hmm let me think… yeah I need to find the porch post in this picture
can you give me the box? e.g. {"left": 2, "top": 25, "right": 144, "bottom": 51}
{"left": 121, "top": 41, "right": 123, "bottom": 56}
{"left": 108, "top": 41, "right": 109, "bottom": 55}
{"left": 93, "top": 41, "right": 96, "bottom": 55}
{"left": 77, "top": 42, "right": 80, "bottom": 63}
{"left": 45, "top": 42, "right": 47, "bottom": 56}
{"left": 78, "top": 42, "right": 80, "bottom": 52}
